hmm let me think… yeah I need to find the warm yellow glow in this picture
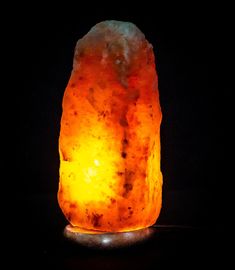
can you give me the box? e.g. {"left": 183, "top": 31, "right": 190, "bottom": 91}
{"left": 58, "top": 21, "right": 163, "bottom": 232}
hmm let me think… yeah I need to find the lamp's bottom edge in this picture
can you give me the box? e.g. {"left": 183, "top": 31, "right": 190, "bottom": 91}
{"left": 64, "top": 224, "right": 154, "bottom": 249}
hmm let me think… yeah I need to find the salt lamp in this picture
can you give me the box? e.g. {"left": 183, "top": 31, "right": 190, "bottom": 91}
{"left": 58, "top": 20, "right": 162, "bottom": 244}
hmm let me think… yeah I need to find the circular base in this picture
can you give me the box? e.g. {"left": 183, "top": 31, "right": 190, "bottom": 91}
{"left": 64, "top": 225, "right": 154, "bottom": 249}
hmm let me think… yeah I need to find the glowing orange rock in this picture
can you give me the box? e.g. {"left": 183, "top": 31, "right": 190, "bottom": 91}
{"left": 58, "top": 21, "right": 162, "bottom": 232}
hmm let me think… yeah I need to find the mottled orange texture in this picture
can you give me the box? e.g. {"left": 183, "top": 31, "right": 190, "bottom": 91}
{"left": 58, "top": 20, "right": 163, "bottom": 232}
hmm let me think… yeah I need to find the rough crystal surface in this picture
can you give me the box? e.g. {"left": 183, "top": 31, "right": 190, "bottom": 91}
{"left": 58, "top": 20, "right": 162, "bottom": 232}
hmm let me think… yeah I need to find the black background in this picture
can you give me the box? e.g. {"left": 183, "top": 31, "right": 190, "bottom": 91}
{"left": 6, "top": 3, "right": 228, "bottom": 269}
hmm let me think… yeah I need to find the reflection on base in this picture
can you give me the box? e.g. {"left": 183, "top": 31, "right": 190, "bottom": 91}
{"left": 64, "top": 225, "right": 155, "bottom": 249}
